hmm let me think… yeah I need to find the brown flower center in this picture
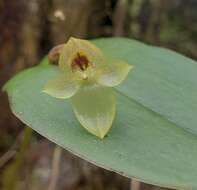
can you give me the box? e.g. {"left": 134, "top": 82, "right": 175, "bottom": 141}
{"left": 71, "top": 53, "right": 90, "bottom": 72}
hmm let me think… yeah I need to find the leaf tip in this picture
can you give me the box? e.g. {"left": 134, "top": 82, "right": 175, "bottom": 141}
{"left": 2, "top": 81, "right": 9, "bottom": 93}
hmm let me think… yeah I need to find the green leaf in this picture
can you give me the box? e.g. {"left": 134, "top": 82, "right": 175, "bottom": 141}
{"left": 96, "top": 58, "right": 133, "bottom": 87}
{"left": 71, "top": 84, "right": 116, "bottom": 139}
{"left": 4, "top": 38, "right": 197, "bottom": 189}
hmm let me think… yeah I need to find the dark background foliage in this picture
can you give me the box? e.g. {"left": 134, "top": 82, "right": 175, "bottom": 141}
{"left": 0, "top": 0, "right": 196, "bottom": 189}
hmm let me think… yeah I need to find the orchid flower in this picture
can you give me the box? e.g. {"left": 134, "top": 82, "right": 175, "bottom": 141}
{"left": 43, "top": 37, "right": 133, "bottom": 139}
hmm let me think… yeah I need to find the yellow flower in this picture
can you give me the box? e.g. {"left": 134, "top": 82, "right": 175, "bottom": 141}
{"left": 43, "top": 37, "right": 133, "bottom": 139}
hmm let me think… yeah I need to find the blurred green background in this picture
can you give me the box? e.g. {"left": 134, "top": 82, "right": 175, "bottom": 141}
{"left": 0, "top": 0, "right": 196, "bottom": 190}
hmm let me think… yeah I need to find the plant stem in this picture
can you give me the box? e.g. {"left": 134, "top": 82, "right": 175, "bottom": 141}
{"left": 47, "top": 145, "right": 62, "bottom": 190}
{"left": 2, "top": 127, "right": 33, "bottom": 190}
{"left": 0, "top": 150, "right": 16, "bottom": 169}
{"left": 0, "top": 131, "right": 25, "bottom": 169}
{"left": 130, "top": 179, "right": 141, "bottom": 190}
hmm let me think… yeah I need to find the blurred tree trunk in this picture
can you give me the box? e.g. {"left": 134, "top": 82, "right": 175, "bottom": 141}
{"left": 128, "top": 0, "right": 197, "bottom": 58}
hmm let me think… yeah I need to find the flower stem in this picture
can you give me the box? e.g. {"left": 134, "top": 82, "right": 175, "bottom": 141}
{"left": 47, "top": 145, "right": 62, "bottom": 190}
{"left": 130, "top": 179, "right": 141, "bottom": 190}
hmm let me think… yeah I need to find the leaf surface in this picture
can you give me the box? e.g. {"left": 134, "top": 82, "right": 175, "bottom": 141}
{"left": 4, "top": 38, "right": 197, "bottom": 189}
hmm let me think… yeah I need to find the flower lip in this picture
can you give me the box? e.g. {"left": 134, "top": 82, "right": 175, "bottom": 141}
{"left": 71, "top": 52, "right": 90, "bottom": 72}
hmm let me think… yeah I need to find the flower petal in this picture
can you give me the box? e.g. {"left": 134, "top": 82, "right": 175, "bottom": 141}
{"left": 43, "top": 72, "right": 80, "bottom": 99}
{"left": 71, "top": 84, "right": 116, "bottom": 139}
{"left": 97, "top": 59, "right": 133, "bottom": 87}
{"left": 59, "top": 37, "right": 104, "bottom": 71}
